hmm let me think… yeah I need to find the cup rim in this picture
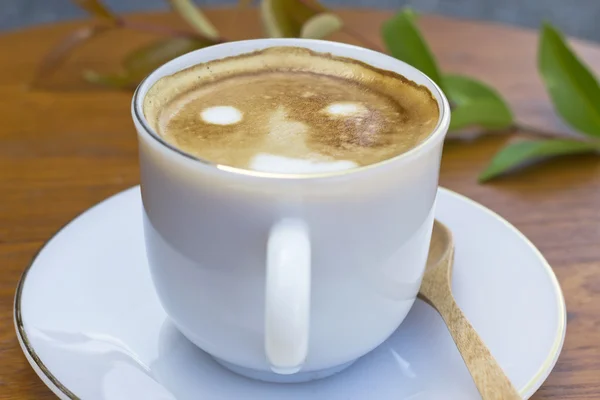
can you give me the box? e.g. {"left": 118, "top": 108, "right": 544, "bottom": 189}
{"left": 132, "top": 38, "right": 451, "bottom": 180}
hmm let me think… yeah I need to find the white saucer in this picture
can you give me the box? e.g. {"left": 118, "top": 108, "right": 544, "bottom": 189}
{"left": 14, "top": 186, "right": 566, "bottom": 400}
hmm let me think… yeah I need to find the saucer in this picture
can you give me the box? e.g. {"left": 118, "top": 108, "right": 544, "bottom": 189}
{"left": 14, "top": 186, "right": 566, "bottom": 400}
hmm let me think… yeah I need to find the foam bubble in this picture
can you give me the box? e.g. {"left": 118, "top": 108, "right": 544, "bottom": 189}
{"left": 250, "top": 153, "right": 357, "bottom": 174}
{"left": 201, "top": 106, "right": 242, "bottom": 125}
{"left": 324, "top": 102, "right": 368, "bottom": 117}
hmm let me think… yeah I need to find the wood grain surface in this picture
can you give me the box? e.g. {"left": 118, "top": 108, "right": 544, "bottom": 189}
{"left": 0, "top": 8, "right": 599, "bottom": 399}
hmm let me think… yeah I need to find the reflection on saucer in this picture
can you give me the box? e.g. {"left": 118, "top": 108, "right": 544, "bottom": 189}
{"left": 29, "top": 328, "right": 175, "bottom": 400}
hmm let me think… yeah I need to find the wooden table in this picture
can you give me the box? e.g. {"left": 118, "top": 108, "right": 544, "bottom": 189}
{"left": 1, "top": 8, "right": 599, "bottom": 399}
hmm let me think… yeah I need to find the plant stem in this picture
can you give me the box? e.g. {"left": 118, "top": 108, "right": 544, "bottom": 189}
{"left": 227, "top": 0, "right": 253, "bottom": 37}
{"left": 32, "top": 24, "right": 113, "bottom": 87}
{"left": 293, "top": 0, "right": 384, "bottom": 51}
{"left": 511, "top": 122, "right": 574, "bottom": 139}
{"left": 118, "top": 20, "right": 199, "bottom": 38}
{"left": 119, "top": 19, "right": 228, "bottom": 43}
{"left": 341, "top": 25, "right": 385, "bottom": 52}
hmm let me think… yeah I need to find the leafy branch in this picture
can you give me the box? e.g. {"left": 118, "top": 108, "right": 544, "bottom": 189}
{"left": 37, "top": 1, "right": 600, "bottom": 182}
{"left": 37, "top": 0, "right": 358, "bottom": 88}
{"left": 383, "top": 11, "right": 600, "bottom": 181}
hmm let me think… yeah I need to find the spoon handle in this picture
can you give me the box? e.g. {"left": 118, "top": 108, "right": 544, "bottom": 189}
{"left": 436, "top": 295, "right": 521, "bottom": 400}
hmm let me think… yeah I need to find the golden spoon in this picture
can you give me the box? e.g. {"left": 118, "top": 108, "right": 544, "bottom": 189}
{"left": 418, "top": 220, "right": 521, "bottom": 400}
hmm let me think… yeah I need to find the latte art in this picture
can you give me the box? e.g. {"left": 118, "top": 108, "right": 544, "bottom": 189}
{"left": 143, "top": 47, "right": 440, "bottom": 173}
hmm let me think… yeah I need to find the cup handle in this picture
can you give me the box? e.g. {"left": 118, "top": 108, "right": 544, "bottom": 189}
{"left": 265, "top": 218, "right": 311, "bottom": 374}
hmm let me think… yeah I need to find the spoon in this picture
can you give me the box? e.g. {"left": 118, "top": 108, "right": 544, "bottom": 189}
{"left": 418, "top": 220, "right": 521, "bottom": 400}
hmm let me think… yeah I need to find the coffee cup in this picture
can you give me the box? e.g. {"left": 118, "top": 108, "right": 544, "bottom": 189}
{"left": 132, "top": 38, "right": 450, "bottom": 383}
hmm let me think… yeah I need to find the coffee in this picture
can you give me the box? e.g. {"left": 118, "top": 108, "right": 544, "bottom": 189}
{"left": 143, "top": 46, "right": 439, "bottom": 174}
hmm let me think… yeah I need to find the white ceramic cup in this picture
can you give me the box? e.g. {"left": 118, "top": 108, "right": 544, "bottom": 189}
{"left": 132, "top": 38, "right": 450, "bottom": 383}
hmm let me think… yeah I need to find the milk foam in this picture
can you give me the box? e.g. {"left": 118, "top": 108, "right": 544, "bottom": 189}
{"left": 201, "top": 106, "right": 242, "bottom": 125}
{"left": 324, "top": 102, "right": 367, "bottom": 117}
{"left": 250, "top": 153, "right": 357, "bottom": 174}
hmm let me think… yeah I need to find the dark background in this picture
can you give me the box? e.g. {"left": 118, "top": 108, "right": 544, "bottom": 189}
{"left": 3, "top": 0, "right": 600, "bottom": 42}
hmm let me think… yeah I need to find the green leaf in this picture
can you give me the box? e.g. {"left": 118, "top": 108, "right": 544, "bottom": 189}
{"left": 539, "top": 23, "right": 600, "bottom": 137}
{"left": 84, "top": 37, "right": 214, "bottom": 89}
{"left": 300, "top": 12, "right": 343, "bottom": 39}
{"left": 444, "top": 74, "right": 513, "bottom": 131}
{"left": 168, "top": 0, "right": 220, "bottom": 40}
{"left": 260, "top": 0, "right": 327, "bottom": 38}
{"left": 82, "top": 70, "right": 137, "bottom": 89}
{"left": 123, "top": 37, "right": 215, "bottom": 79}
{"left": 479, "top": 138, "right": 600, "bottom": 182}
{"left": 381, "top": 9, "right": 443, "bottom": 89}
{"left": 71, "top": 0, "right": 119, "bottom": 22}
{"left": 402, "top": 8, "right": 418, "bottom": 20}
